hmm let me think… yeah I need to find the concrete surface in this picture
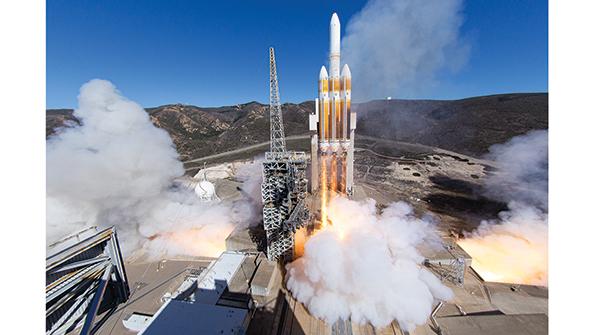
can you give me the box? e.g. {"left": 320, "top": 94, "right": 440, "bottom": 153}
{"left": 437, "top": 313, "right": 547, "bottom": 335}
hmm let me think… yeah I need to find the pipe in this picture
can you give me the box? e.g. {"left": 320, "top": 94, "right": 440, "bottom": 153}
{"left": 429, "top": 301, "right": 444, "bottom": 335}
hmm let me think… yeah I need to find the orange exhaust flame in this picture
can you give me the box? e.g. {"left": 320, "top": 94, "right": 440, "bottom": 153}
{"left": 306, "top": 153, "right": 349, "bottom": 258}
{"left": 458, "top": 230, "right": 548, "bottom": 286}
{"left": 330, "top": 156, "right": 337, "bottom": 193}
{"left": 145, "top": 225, "right": 234, "bottom": 258}
{"left": 317, "top": 154, "right": 346, "bottom": 234}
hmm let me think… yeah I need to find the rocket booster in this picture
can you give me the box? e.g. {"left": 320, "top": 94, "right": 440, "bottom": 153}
{"left": 318, "top": 13, "right": 352, "bottom": 153}
{"left": 311, "top": 12, "right": 356, "bottom": 196}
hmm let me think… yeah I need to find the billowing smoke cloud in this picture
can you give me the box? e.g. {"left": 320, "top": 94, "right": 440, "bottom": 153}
{"left": 47, "top": 79, "right": 258, "bottom": 258}
{"left": 286, "top": 197, "right": 453, "bottom": 331}
{"left": 236, "top": 156, "right": 264, "bottom": 207}
{"left": 342, "top": 0, "right": 469, "bottom": 101}
{"left": 230, "top": 157, "right": 265, "bottom": 228}
{"left": 459, "top": 130, "right": 548, "bottom": 286}
{"left": 483, "top": 130, "right": 548, "bottom": 210}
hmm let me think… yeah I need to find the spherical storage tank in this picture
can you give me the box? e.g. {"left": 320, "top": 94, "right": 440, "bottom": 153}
{"left": 194, "top": 180, "right": 217, "bottom": 201}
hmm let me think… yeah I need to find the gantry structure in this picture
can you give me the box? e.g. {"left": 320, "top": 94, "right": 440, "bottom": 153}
{"left": 46, "top": 226, "right": 130, "bottom": 335}
{"left": 261, "top": 47, "right": 309, "bottom": 262}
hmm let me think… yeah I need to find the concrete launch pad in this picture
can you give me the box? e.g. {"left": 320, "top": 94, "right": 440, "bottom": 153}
{"left": 222, "top": 222, "right": 547, "bottom": 335}
{"left": 72, "top": 219, "right": 546, "bottom": 335}
{"left": 437, "top": 314, "right": 548, "bottom": 335}
{"left": 247, "top": 260, "right": 547, "bottom": 335}
{"left": 83, "top": 255, "right": 548, "bottom": 335}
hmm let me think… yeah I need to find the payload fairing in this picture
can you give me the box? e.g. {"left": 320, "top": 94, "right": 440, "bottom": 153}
{"left": 310, "top": 13, "right": 356, "bottom": 198}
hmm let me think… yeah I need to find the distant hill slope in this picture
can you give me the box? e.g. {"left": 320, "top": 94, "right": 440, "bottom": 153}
{"left": 355, "top": 93, "right": 548, "bottom": 156}
{"left": 46, "top": 109, "right": 80, "bottom": 137}
{"left": 46, "top": 93, "right": 547, "bottom": 160}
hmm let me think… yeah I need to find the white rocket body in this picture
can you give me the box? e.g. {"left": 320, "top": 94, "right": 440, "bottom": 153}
{"left": 329, "top": 13, "right": 341, "bottom": 79}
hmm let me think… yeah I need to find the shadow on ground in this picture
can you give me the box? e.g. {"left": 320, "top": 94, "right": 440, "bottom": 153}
{"left": 424, "top": 175, "right": 508, "bottom": 232}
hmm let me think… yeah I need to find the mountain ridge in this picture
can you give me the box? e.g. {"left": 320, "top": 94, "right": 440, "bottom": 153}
{"left": 47, "top": 93, "right": 548, "bottom": 160}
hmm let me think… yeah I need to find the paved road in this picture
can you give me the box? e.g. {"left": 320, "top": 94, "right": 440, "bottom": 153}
{"left": 183, "top": 134, "right": 489, "bottom": 169}
{"left": 183, "top": 135, "right": 310, "bottom": 165}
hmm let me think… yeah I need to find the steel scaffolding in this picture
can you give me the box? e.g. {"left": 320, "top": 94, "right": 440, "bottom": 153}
{"left": 261, "top": 48, "right": 309, "bottom": 261}
{"left": 46, "top": 226, "right": 130, "bottom": 335}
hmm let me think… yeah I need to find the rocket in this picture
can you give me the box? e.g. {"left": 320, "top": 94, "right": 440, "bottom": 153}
{"left": 310, "top": 13, "right": 356, "bottom": 197}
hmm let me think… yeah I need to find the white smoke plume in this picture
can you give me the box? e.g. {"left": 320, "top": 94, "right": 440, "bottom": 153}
{"left": 483, "top": 130, "right": 548, "bottom": 210}
{"left": 342, "top": 0, "right": 469, "bottom": 101}
{"left": 286, "top": 197, "right": 453, "bottom": 331}
{"left": 47, "top": 79, "right": 258, "bottom": 258}
{"left": 236, "top": 156, "right": 264, "bottom": 207}
{"left": 459, "top": 130, "right": 548, "bottom": 286}
{"left": 230, "top": 157, "right": 265, "bottom": 228}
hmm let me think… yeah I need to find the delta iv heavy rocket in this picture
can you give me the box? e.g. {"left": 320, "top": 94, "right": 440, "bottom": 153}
{"left": 309, "top": 13, "right": 356, "bottom": 198}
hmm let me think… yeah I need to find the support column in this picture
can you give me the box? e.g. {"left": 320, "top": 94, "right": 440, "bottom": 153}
{"left": 346, "top": 112, "right": 356, "bottom": 197}
{"left": 310, "top": 134, "right": 319, "bottom": 193}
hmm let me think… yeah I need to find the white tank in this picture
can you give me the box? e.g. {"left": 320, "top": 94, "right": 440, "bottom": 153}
{"left": 194, "top": 180, "right": 216, "bottom": 200}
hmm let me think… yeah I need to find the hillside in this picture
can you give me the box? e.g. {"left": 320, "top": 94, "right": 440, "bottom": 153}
{"left": 46, "top": 93, "right": 547, "bottom": 160}
{"left": 355, "top": 93, "right": 548, "bottom": 156}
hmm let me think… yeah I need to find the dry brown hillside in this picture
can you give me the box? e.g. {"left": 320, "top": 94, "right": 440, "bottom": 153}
{"left": 46, "top": 93, "right": 547, "bottom": 161}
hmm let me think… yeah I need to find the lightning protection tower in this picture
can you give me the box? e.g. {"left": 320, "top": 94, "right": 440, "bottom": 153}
{"left": 268, "top": 47, "right": 287, "bottom": 156}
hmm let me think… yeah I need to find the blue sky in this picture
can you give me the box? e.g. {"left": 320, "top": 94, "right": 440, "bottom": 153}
{"left": 47, "top": 0, "right": 548, "bottom": 108}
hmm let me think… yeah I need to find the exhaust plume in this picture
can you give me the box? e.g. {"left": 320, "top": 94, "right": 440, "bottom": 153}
{"left": 342, "top": 0, "right": 469, "bottom": 101}
{"left": 47, "top": 79, "right": 259, "bottom": 258}
{"left": 286, "top": 197, "right": 453, "bottom": 331}
{"left": 459, "top": 130, "right": 548, "bottom": 286}
{"left": 458, "top": 202, "right": 547, "bottom": 286}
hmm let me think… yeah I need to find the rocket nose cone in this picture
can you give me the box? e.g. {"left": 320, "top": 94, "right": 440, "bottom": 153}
{"left": 319, "top": 66, "right": 329, "bottom": 79}
{"left": 331, "top": 13, "right": 340, "bottom": 26}
{"left": 341, "top": 64, "right": 351, "bottom": 78}
{"left": 330, "top": 13, "right": 341, "bottom": 54}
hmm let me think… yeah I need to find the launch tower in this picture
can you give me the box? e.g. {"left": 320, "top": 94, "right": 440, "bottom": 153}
{"left": 310, "top": 13, "right": 356, "bottom": 199}
{"left": 261, "top": 48, "right": 309, "bottom": 262}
